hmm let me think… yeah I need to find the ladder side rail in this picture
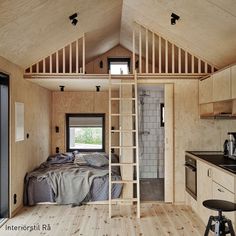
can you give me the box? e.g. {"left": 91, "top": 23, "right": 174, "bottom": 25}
{"left": 108, "top": 72, "right": 112, "bottom": 218}
{"left": 134, "top": 70, "right": 141, "bottom": 218}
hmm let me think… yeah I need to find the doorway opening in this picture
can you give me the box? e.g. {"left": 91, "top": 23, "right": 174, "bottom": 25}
{"left": 138, "top": 84, "right": 165, "bottom": 201}
{"left": 0, "top": 72, "right": 9, "bottom": 223}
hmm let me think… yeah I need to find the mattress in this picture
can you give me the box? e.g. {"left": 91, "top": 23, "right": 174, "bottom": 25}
{"left": 24, "top": 153, "right": 123, "bottom": 206}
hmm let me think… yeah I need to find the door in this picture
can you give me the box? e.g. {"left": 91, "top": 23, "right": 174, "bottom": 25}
{"left": 0, "top": 72, "right": 9, "bottom": 219}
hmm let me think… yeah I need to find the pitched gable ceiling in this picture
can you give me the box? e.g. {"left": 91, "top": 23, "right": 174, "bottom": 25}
{"left": 0, "top": 0, "right": 122, "bottom": 68}
{"left": 121, "top": 0, "right": 236, "bottom": 69}
{"left": 0, "top": 0, "right": 236, "bottom": 69}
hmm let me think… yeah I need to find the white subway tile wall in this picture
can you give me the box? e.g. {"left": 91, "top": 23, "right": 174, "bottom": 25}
{"left": 138, "top": 86, "right": 165, "bottom": 178}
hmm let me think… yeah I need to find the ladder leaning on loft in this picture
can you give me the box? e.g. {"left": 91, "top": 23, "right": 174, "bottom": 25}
{"left": 108, "top": 71, "right": 140, "bottom": 218}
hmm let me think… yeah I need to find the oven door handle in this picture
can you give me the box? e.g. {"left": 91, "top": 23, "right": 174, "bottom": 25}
{"left": 185, "top": 164, "right": 196, "bottom": 172}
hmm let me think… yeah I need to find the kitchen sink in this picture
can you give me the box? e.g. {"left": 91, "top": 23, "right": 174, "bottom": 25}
{"left": 219, "top": 164, "right": 236, "bottom": 173}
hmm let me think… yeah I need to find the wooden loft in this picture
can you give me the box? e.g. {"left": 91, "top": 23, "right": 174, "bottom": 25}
{"left": 24, "top": 23, "right": 218, "bottom": 80}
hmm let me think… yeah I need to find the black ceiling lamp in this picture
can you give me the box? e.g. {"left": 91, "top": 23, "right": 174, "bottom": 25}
{"left": 171, "top": 13, "right": 180, "bottom": 25}
{"left": 69, "top": 13, "right": 78, "bottom": 26}
{"left": 59, "top": 85, "right": 65, "bottom": 92}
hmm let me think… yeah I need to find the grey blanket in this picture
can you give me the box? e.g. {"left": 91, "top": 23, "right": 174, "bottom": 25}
{"left": 24, "top": 161, "right": 122, "bottom": 205}
{"left": 47, "top": 165, "right": 108, "bottom": 204}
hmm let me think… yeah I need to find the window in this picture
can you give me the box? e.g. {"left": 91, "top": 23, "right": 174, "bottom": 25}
{"left": 108, "top": 58, "right": 130, "bottom": 75}
{"left": 66, "top": 114, "right": 105, "bottom": 152}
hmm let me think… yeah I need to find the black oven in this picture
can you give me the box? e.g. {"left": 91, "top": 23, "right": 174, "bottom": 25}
{"left": 185, "top": 155, "right": 197, "bottom": 200}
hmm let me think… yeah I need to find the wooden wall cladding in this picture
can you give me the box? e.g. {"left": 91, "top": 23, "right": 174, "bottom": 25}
{"left": 134, "top": 24, "right": 217, "bottom": 74}
{"left": 25, "top": 36, "right": 85, "bottom": 74}
{"left": 51, "top": 91, "right": 119, "bottom": 154}
{"left": 0, "top": 56, "right": 52, "bottom": 216}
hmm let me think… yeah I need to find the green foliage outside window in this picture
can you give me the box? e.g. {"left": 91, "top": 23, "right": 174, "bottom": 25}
{"left": 74, "top": 128, "right": 102, "bottom": 145}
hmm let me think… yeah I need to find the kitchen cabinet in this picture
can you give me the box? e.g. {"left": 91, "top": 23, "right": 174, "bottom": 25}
{"left": 212, "top": 68, "right": 231, "bottom": 102}
{"left": 212, "top": 181, "right": 235, "bottom": 223}
{"left": 199, "top": 76, "right": 213, "bottom": 104}
{"left": 199, "top": 67, "right": 234, "bottom": 117}
{"left": 197, "top": 160, "right": 213, "bottom": 224}
{"left": 212, "top": 166, "right": 235, "bottom": 193}
{"left": 188, "top": 157, "right": 235, "bottom": 228}
{"left": 231, "top": 65, "right": 236, "bottom": 99}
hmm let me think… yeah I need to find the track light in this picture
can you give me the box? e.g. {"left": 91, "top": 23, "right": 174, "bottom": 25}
{"left": 59, "top": 85, "right": 65, "bottom": 92}
{"left": 71, "top": 18, "right": 78, "bottom": 26}
{"left": 171, "top": 13, "right": 180, "bottom": 25}
{"left": 69, "top": 13, "right": 78, "bottom": 26}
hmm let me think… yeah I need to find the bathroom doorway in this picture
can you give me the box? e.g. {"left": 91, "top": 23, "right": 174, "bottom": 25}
{"left": 138, "top": 85, "right": 165, "bottom": 201}
{"left": 0, "top": 72, "right": 9, "bottom": 222}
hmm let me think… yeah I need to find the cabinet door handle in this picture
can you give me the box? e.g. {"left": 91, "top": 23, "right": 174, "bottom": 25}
{"left": 218, "top": 188, "right": 224, "bottom": 193}
{"left": 207, "top": 168, "right": 212, "bottom": 177}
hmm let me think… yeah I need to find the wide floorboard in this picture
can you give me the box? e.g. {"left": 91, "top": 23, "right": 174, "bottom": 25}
{"left": 0, "top": 203, "right": 208, "bottom": 236}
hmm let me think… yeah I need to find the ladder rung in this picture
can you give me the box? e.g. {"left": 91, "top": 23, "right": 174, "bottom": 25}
{"left": 111, "top": 113, "right": 136, "bottom": 116}
{"left": 111, "top": 180, "right": 138, "bottom": 184}
{"left": 111, "top": 146, "right": 137, "bottom": 149}
{"left": 111, "top": 163, "right": 137, "bottom": 166}
{"left": 111, "top": 129, "right": 136, "bottom": 132}
{"left": 111, "top": 198, "right": 138, "bottom": 202}
{"left": 111, "top": 98, "right": 135, "bottom": 101}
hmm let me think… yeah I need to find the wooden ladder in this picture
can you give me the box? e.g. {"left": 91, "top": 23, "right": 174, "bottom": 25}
{"left": 108, "top": 71, "right": 140, "bottom": 218}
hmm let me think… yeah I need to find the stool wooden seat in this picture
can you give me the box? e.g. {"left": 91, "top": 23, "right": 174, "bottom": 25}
{"left": 203, "top": 199, "right": 236, "bottom": 236}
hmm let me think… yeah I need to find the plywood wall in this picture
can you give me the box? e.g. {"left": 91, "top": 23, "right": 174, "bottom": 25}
{"left": 85, "top": 44, "right": 154, "bottom": 74}
{"left": 0, "top": 56, "right": 52, "bottom": 216}
{"left": 51, "top": 91, "right": 119, "bottom": 154}
{"left": 139, "top": 79, "right": 236, "bottom": 203}
{"left": 173, "top": 80, "right": 236, "bottom": 202}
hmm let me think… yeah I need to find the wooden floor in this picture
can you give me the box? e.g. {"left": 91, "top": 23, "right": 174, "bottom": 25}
{"left": 0, "top": 203, "right": 208, "bottom": 236}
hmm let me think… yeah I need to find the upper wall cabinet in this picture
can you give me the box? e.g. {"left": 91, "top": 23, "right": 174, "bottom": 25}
{"left": 212, "top": 68, "right": 231, "bottom": 102}
{"left": 199, "top": 76, "right": 213, "bottom": 104}
{"left": 199, "top": 65, "right": 236, "bottom": 118}
{"left": 231, "top": 65, "right": 236, "bottom": 99}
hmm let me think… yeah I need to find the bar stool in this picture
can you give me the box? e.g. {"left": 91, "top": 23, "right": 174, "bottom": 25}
{"left": 203, "top": 199, "right": 236, "bottom": 236}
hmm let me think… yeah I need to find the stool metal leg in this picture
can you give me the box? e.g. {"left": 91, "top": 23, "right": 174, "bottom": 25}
{"left": 227, "top": 219, "right": 235, "bottom": 236}
{"left": 205, "top": 216, "right": 214, "bottom": 236}
{"left": 214, "top": 220, "right": 220, "bottom": 235}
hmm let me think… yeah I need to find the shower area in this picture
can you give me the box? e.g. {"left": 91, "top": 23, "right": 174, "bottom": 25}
{"left": 138, "top": 85, "right": 165, "bottom": 201}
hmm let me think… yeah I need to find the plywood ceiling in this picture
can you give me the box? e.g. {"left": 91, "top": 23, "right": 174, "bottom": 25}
{"left": 120, "top": 0, "right": 236, "bottom": 68}
{"left": 0, "top": 0, "right": 122, "bottom": 68}
{"left": 0, "top": 0, "right": 236, "bottom": 69}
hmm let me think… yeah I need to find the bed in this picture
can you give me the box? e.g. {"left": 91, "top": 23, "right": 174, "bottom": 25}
{"left": 24, "top": 152, "right": 123, "bottom": 206}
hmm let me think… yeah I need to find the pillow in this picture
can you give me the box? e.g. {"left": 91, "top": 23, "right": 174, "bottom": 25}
{"left": 47, "top": 152, "right": 74, "bottom": 164}
{"left": 83, "top": 153, "right": 109, "bottom": 167}
{"left": 74, "top": 153, "right": 87, "bottom": 165}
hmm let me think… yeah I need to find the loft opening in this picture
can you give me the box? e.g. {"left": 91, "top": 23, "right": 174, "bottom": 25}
{"left": 108, "top": 58, "right": 130, "bottom": 75}
{"left": 66, "top": 113, "right": 105, "bottom": 152}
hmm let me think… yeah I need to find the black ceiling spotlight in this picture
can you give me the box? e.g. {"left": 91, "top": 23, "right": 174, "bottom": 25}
{"left": 171, "top": 13, "right": 180, "bottom": 25}
{"left": 69, "top": 13, "right": 78, "bottom": 26}
{"left": 59, "top": 85, "right": 65, "bottom": 92}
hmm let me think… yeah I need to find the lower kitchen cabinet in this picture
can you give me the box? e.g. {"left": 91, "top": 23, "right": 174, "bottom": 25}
{"left": 212, "top": 181, "right": 235, "bottom": 223}
{"left": 193, "top": 159, "right": 235, "bottom": 228}
{"left": 197, "top": 160, "right": 213, "bottom": 224}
